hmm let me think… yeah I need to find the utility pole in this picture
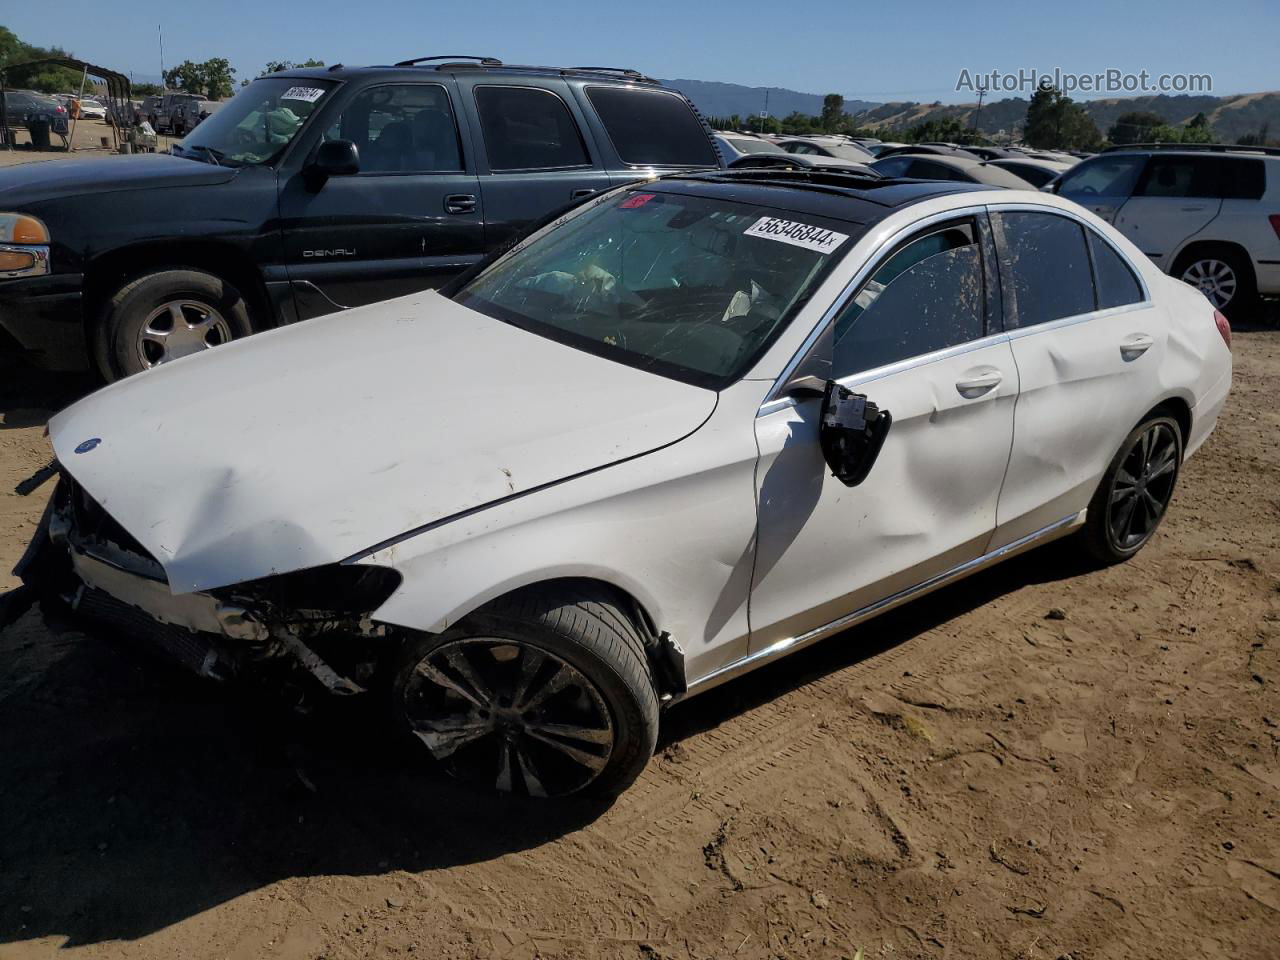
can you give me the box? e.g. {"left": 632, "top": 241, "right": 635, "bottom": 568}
{"left": 971, "top": 85, "right": 986, "bottom": 133}
{"left": 158, "top": 24, "right": 165, "bottom": 90}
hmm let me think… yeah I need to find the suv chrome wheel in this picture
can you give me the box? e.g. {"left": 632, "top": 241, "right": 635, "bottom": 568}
{"left": 1181, "top": 258, "right": 1237, "bottom": 310}
{"left": 1107, "top": 420, "right": 1179, "bottom": 552}
{"left": 402, "top": 637, "right": 615, "bottom": 797}
{"left": 138, "top": 299, "right": 233, "bottom": 368}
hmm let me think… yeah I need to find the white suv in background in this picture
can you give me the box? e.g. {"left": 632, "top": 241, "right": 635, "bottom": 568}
{"left": 1054, "top": 145, "right": 1280, "bottom": 315}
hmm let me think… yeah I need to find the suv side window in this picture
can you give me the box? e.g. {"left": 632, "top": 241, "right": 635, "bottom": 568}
{"left": 1087, "top": 230, "right": 1144, "bottom": 309}
{"left": 831, "top": 221, "right": 985, "bottom": 378}
{"left": 1135, "top": 155, "right": 1218, "bottom": 198}
{"left": 585, "top": 86, "right": 717, "bottom": 167}
{"left": 474, "top": 86, "right": 590, "bottom": 171}
{"left": 992, "top": 211, "right": 1094, "bottom": 326}
{"left": 334, "top": 83, "right": 462, "bottom": 174}
{"left": 1056, "top": 155, "right": 1144, "bottom": 198}
{"left": 1220, "top": 157, "right": 1266, "bottom": 200}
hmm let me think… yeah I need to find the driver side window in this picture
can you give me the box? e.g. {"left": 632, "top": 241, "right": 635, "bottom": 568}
{"left": 331, "top": 84, "right": 463, "bottom": 174}
{"left": 831, "top": 221, "right": 985, "bottom": 378}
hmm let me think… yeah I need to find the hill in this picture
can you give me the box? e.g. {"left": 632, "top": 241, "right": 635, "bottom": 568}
{"left": 660, "top": 78, "right": 876, "bottom": 120}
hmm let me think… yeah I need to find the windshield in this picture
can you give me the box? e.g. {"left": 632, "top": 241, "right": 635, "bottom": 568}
{"left": 729, "top": 138, "right": 783, "bottom": 155}
{"left": 456, "top": 188, "right": 857, "bottom": 388}
{"left": 175, "top": 77, "right": 335, "bottom": 167}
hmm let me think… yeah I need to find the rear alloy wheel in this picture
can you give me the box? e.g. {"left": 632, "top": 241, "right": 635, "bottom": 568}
{"left": 102, "top": 268, "right": 254, "bottom": 380}
{"left": 391, "top": 585, "right": 659, "bottom": 799}
{"left": 1082, "top": 415, "right": 1183, "bottom": 564}
{"left": 1178, "top": 249, "right": 1256, "bottom": 317}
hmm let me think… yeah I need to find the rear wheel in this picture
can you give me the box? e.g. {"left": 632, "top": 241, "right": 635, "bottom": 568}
{"left": 1176, "top": 248, "right": 1256, "bottom": 318}
{"left": 1081, "top": 414, "right": 1183, "bottom": 564}
{"left": 391, "top": 585, "right": 659, "bottom": 799}
{"left": 101, "top": 268, "right": 254, "bottom": 380}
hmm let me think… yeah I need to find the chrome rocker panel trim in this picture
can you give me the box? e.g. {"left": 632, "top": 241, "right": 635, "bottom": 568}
{"left": 679, "top": 510, "right": 1085, "bottom": 700}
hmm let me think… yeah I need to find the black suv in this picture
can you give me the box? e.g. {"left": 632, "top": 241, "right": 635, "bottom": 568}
{"left": 0, "top": 57, "right": 722, "bottom": 379}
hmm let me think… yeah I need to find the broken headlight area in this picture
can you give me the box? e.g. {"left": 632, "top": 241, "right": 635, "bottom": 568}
{"left": 30, "top": 476, "right": 403, "bottom": 696}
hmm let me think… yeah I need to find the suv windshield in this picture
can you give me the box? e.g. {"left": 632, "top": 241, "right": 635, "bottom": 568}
{"left": 175, "top": 77, "right": 335, "bottom": 167}
{"left": 456, "top": 188, "right": 857, "bottom": 388}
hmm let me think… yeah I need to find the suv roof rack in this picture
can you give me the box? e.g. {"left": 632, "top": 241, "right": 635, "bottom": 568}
{"left": 1102, "top": 142, "right": 1280, "bottom": 157}
{"left": 568, "top": 66, "right": 658, "bottom": 83}
{"left": 395, "top": 55, "right": 503, "bottom": 67}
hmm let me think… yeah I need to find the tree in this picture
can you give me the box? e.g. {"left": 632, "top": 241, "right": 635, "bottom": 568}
{"left": 261, "top": 58, "right": 324, "bottom": 76}
{"left": 1108, "top": 111, "right": 1165, "bottom": 145}
{"left": 1024, "top": 85, "right": 1099, "bottom": 150}
{"left": 0, "top": 24, "right": 86, "bottom": 93}
{"left": 821, "top": 93, "right": 844, "bottom": 133}
{"left": 164, "top": 57, "right": 236, "bottom": 99}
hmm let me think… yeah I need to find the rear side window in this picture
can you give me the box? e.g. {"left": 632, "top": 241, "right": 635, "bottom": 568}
{"left": 1087, "top": 231, "right": 1145, "bottom": 309}
{"left": 1220, "top": 157, "right": 1265, "bottom": 200}
{"left": 1057, "top": 155, "right": 1144, "bottom": 198}
{"left": 475, "top": 86, "right": 589, "bottom": 171}
{"left": 585, "top": 86, "right": 717, "bottom": 166}
{"left": 992, "top": 211, "right": 1094, "bottom": 327}
{"left": 1135, "top": 156, "right": 1219, "bottom": 198}
{"left": 832, "top": 221, "right": 984, "bottom": 377}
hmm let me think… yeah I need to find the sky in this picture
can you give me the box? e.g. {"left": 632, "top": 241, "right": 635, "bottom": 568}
{"left": 8, "top": 0, "right": 1279, "bottom": 104}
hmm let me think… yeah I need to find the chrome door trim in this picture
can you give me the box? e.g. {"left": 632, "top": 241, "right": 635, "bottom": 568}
{"left": 678, "top": 510, "right": 1084, "bottom": 701}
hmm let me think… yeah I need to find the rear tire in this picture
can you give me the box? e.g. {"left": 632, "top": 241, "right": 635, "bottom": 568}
{"left": 1175, "top": 247, "right": 1256, "bottom": 318}
{"left": 1080, "top": 414, "right": 1183, "bottom": 565}
{"left": 101, "top": 268, "right": 254, "bottom": 380}
{"left": 390, "top": 584, "right": 659, "bottom": 800}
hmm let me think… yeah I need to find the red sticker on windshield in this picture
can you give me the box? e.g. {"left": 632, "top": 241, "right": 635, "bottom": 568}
{"left": 619, "top": 193, "right": 656, "bottom": 209}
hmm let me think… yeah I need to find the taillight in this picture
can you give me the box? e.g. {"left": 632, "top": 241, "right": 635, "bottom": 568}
{"left": 1214, "top": 309, "right": 1231, "bottom": 350}
{"left": 1270, "top": 214, "right": 1280, "bottom": 242}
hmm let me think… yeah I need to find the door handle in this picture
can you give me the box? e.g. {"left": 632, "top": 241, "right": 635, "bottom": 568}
{"left": 570, "top": 188, "right": 595, "bottom": 200}
{"left": 444, "top": 194, "right": 476, "bottom": 215}
{"left": 955, "top": 370, "right": 1003, "bottom": 398}
{"left": 1120, "top": 333, "right": 1154, "bottom": 360}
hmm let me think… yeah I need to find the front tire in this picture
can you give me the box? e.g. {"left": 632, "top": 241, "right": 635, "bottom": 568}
{"left": 101, "top": 268, "right": 254, "bottom": 380}
{"left": 390, "top": 584, "right": 660, "bottom": 799}
{"left": 1081, "top": 414, "right": 1183, "bottom": 565}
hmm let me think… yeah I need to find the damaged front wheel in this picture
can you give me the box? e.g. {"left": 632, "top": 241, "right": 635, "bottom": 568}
{"left": 390, "top": 585, "right": 659, "bottom": 799}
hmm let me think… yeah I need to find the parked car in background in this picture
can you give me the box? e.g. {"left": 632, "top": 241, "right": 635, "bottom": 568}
{"left": 77, "top": 99, "right": 108, "bottom": 121}
{"left": 17, "top": 170, "right": 1231, "bottom": 799}
{"left": 875, "top": 144, "right": 981, "bottom": 161}
{"left": 2, "top": 89, "right": 69, "bottom": 133}
{"left": 0, "top": 58, "right": 723, "bottom": 380}
{"left": 778, "top": 137, "right": 875, "bottom": 162}
{"left": 870, "top": 154, "right": 1032, "bottom": 188}
{"left": 715, "top": 132, "right": 788, "bottom": 162}
{"left": 1052, "top": 145, "right": 1280, "bottom": 315}
{"left": 156, "top": 93, "right": 209, "bottom": 136}
{"left": 728, "top": 152, "right": 878, "bottom": 175}
{"left": 985, "top": 157, "right": 1073, "bottom": 188}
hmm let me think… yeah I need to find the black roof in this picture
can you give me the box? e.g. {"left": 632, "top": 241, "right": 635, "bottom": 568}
{"left": 648, "top": 169, "right": 991, "bottom": 225}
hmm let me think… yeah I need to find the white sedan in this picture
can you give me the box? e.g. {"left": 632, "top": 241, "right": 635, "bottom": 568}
{"left": 17, "top": 171, "right": 1232, "bottom": 799}
{"left": 76, "top": 99, "right": 107, "bottom": 121}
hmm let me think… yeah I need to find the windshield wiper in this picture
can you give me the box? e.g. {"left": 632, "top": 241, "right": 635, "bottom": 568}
{"left": 184, "top": 144, "right": 224, "bottom": 166}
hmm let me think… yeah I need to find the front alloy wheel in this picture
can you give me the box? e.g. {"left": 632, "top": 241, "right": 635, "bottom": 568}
{"left": 402, "top": 638, "right": 615, "bottom": 797}
{"left": 137, "top": 299, "right": 234, "bottom": 368}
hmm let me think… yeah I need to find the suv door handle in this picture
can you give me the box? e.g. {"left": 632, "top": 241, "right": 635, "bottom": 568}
{"left": 444, "top": 194, "right": 476, "bottom": 215}
{"left": 1120, "top": 333, "right": 1154, "bottom": 360}
{"left": 571, "top": 188, "right": 595, "bottom": 200}
{"left": 955, "top": 369, "right": 1003, "bottom": 398}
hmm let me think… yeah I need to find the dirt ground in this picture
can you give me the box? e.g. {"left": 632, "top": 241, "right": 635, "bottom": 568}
{"left": 1, "top": 304, "right": 1278, "bottom": 959}
{"left": 0, "top": 118, "right": 179, "bottom": 168}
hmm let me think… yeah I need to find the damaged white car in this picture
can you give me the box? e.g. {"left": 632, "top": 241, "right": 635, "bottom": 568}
{"left": 12, "top": 170, "right": 1232, "bottom": 799}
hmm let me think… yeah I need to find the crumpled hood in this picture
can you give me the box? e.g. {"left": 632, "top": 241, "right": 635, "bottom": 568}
{"left": 49, "top": 291, "right": 716, "bottom": 594}
{"left": 0, "top": 153, "right": 234, "bottom": 204}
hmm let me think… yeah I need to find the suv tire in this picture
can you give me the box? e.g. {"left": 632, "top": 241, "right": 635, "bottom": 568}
{"left": 390, "top": 583, "right": 660, "bottom": 799}
{"left": 1080, "top": 413, "right": 1183, "bottom": 565}
{"left": 1175, "top": 247, "right": 1257, "bottom": 318}
{"left": 102, "top": 268, "right": 254, "bottom": 380}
